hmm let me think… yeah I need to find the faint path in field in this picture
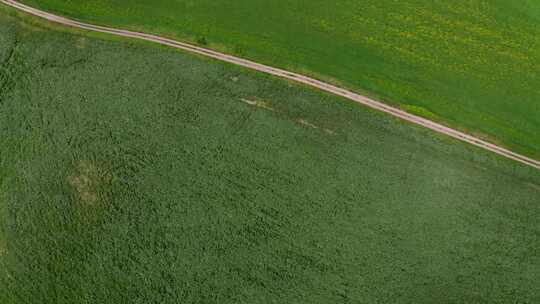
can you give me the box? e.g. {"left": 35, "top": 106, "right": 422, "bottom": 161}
{"left": 2, "top": 0, "right": 539, "bottom": 170}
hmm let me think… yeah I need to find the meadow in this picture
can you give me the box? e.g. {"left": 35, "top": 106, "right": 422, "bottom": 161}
{"left": 15, "top": 0, "right": 540, "bottom": 160}
{"left": 1, "top": 8, "right": 540, "bottom": 304}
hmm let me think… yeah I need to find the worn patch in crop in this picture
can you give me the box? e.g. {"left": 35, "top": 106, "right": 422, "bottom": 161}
{"left": 75, "top": 36, "right": 87, "bottom": 49}
{"left": 528, "top": 182, "right": 540, "bottom": 192}
{"left": 67, "top": 160, "right": 101, "bottom": 205}
{"left": 297, "top": 118, "right": 319, "bottom": 129}
{"left": 297, "top": 118, "right": 336, "bottom": 135}
{"left": 241, "top": 98, "right": 275, "bottom": 112}
{"left": 0, "top": 236, "right": 6, "bottom": 258}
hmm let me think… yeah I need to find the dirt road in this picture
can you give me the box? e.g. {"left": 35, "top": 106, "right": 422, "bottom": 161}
{"left": 2, "top": 0, "right": 539, "bottom": 170}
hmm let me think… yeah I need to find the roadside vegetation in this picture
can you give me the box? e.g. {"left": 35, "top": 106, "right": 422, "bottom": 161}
{"left": 16, "top": 0, "right": 540, "bottom": 160}
{"left": 1, "top": 9, "right": 540, "bottom": 304}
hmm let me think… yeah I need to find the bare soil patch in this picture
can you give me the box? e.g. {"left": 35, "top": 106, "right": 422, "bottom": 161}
{"left": 241, "top": 98, "right": 275, "bottom": 112}
{"left": 67, "top": 160, "right": 100, "bottom": 204}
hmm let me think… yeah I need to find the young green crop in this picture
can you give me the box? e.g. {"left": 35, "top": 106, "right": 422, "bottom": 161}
{"left": 1, "top": 9, "right": 540, "bottom": 304}
{"left": 15, "top": 0, "right": 540, "bottom": 160}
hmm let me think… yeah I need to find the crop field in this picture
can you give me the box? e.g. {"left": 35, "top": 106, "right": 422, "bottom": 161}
{"left": 1, "top": 8, "right": 540, "bottom": 304}
{"left": 16, "top": 0, "right": 540, "bottom": 160}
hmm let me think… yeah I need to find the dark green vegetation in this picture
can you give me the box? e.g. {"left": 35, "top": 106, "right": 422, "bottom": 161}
{"left": 1, "top": 9, "right": 540, "bottom": 304}
{"left": 16, "top": 0, "right": 540, "bottom": 160}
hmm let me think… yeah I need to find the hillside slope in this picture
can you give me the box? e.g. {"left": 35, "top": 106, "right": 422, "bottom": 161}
{"left": 1, "top": 9, "right": 540, "bottom": 304}
{"left": 15, "top": 0, "right": 540, "bottom": 159}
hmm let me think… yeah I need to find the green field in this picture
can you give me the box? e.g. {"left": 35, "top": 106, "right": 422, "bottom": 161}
{"left": 15, "top": 0, "right": 540, "bottom": 160}
{"left": 1, "top": 8, "right": 540, "bottom": 304}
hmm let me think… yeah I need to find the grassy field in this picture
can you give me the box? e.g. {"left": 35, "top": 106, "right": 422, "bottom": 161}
{"left": 14, "top": 0, "right": 540, "bottom": 160}
{"left": 1, "top": 8, "right": 540, "bottom": 304}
